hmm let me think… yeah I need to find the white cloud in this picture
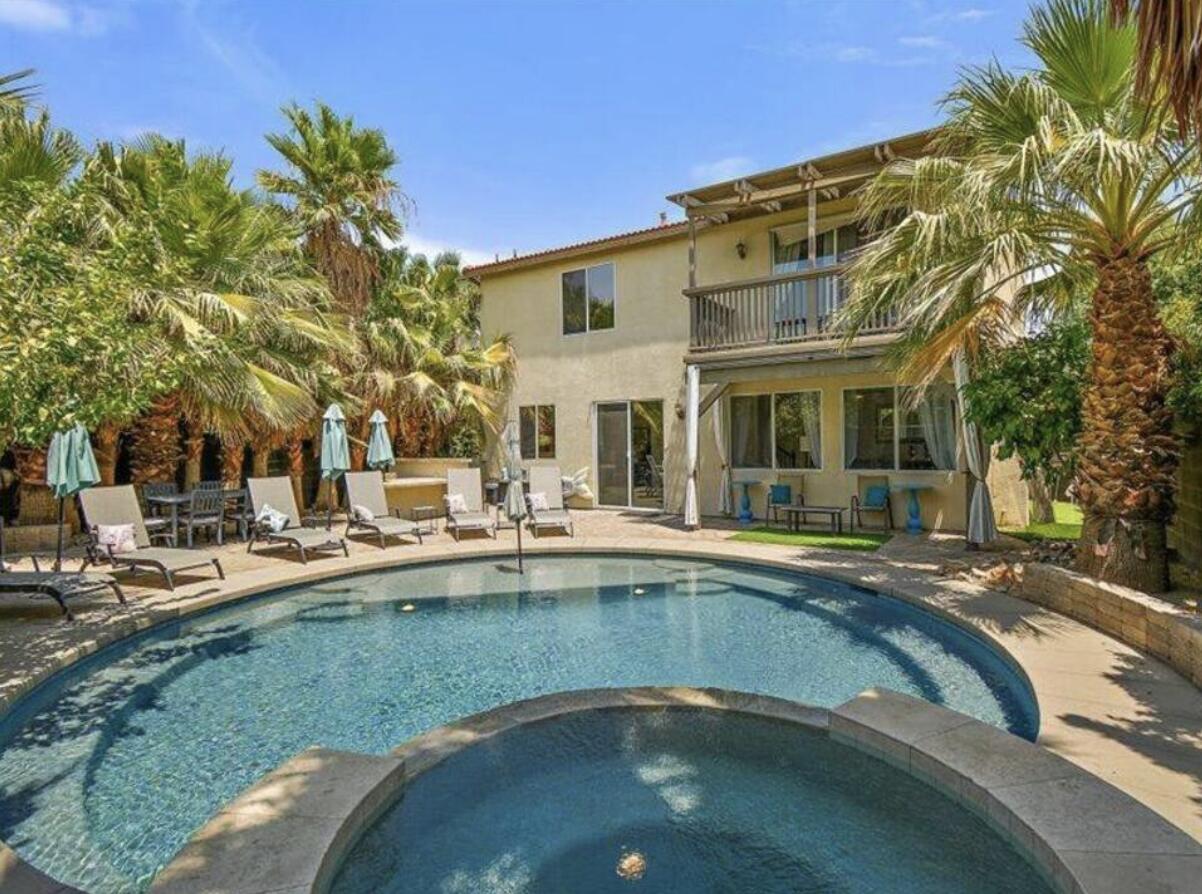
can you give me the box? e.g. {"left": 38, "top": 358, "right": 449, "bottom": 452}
{"left": 181, "top": 0, "right": 287, "bottom": 105}
{"left": 0, "top": 0, "right": 70, "bottom": 31}
{"left": 400, "top": 231, "right": 497, "bottom": 268}
{"left": 899, "top": 35, "right": 946, "bottom": 48}
{"left": 834, "top": 45, "right": 876, "bottom": 62}
{"left": 0, "top": 0, "right": 116, "bottom": 34}
{"left": 689, "top": 155, "right": 754, "bottom": 184}
{"left": 955, "top": 7, "right": 993, "bottom": 21}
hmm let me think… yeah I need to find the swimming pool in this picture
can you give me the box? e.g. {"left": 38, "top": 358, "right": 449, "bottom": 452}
{"left": 330, "top": 707, "right": 1052, "bottom": 894}
{"left": 0, "top": 554, "right": 1037, "bottom": 892}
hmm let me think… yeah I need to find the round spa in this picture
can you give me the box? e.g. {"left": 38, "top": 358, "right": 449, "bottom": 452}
{"left": 330, "top": 706, "right": 1052, "bottom": 894}
{"left": 0, "top": 554, "right": 1038, "bottom": 892}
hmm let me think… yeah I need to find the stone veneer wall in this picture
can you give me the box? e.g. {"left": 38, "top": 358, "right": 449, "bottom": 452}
{"left": 1020, "top": 563, "right": 1202, "bottom": 688}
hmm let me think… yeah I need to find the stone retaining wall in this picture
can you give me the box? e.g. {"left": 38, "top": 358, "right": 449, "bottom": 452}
{"left": 1020, "top": 562, "right": 1202, "bottom": 688}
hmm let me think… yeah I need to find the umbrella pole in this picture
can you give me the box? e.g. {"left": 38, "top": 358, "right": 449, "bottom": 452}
{"left": 515, "top": 517, "right": 523, "bottom": 574}
{"left": 54, "top": 497, "right": 65, "bottom": 573}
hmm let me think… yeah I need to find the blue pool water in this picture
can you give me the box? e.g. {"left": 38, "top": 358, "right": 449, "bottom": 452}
{"left": 0, "top": 555, "right": 1037, "bottom": 893}
{"left": 332, "top": 708, "right": 1052, "bottom": 894}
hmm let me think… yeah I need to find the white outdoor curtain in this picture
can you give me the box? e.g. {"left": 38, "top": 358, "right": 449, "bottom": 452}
{"left": 712, "top": 394, "right": 733, "bottom": 515}
{"left": 917, "top": 385, "right": 958, "bottom": 471}
{"left": 799, "top": 392, "right": 822, "bottom": 468}
{"left": 684, "top": 365, "right": 700, "bottom": 528}
{"left": 954, "top": 353, "right": 998, "bottom": 544}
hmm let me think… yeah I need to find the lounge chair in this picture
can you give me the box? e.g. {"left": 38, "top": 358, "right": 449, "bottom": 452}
{"left": 343, "top": 471, "right": 423, "bottom": 548}
{"left": 443, "top": 468, "right": 496, "bottom": 541}
{"left": 850, "top": 475, "right": 893, "bottom": 532}
{"left": 0, "top": 518, "right": 126, "bottom": 619}
{"left": 247, "top": 476, "right": 349, "bottom": 562}
{"left": 525, "top": 465, "right": 574, "bottom": 538}
{"left": 78, "top": 486, "right": 225, "bottom": 590}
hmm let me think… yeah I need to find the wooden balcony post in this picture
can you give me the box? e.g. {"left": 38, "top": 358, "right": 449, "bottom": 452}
{"left": 806, "top": 186, "right": 820, "bottom": 334}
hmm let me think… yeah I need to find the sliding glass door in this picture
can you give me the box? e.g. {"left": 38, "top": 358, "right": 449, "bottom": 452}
{"left": 595, "top": 400, "right": 664, "bottom": 509}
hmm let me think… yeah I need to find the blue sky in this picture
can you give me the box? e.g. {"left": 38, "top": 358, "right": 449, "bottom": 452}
{"left": 2, "top": 0, "right": 1031, "bottom": 264}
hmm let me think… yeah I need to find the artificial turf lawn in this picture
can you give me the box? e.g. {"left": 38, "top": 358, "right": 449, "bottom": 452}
{"left": 1002, "top": 501, "right": 1083, "bottom": 542}
{"left": 728, "top": 527, "right": 892, "bottom": 551}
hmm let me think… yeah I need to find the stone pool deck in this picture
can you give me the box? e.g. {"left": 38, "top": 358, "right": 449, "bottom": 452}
{"left": 1, "top": 510, "right": 1201, "bottom": 891}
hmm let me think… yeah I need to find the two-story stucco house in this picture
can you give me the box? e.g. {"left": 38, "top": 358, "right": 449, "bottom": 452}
{"left": 469, "top": 131, "right": 1028, "bottom": 532}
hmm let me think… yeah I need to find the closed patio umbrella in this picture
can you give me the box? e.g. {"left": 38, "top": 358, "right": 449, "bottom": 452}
{"left": 46, "top": 423, "right": 100, "bottom": 572}
{"left": 365, "top": 409, "right": 395, "bottom": 471}
{"left": 503, "top": 421, "right": 526, "bottom": 574}
{"left": 321, "top": 404, "right": 351, "bottom": 530}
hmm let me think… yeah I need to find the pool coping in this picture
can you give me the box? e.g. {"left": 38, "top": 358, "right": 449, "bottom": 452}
{"left": 147, "top": 686, "right": 1202, "bottom": 894}
{"left": 2, "top": 536, "right": 1201, "bottom": 891}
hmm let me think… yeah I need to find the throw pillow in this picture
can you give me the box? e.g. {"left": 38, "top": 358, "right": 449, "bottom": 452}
{"left": 256, "top": 503, "right": 289, "bottom": 533}
{"left": 528, "top": 491, "right": 550, "bottom": 511}
{"left": 446, "top": 493, "right": 469, "bottom": 514}
{"left": 97, "top": 523, "right": 137, "bottom": 554}
{"left": 352, "top": 504, "right": 374, "bottom": 522}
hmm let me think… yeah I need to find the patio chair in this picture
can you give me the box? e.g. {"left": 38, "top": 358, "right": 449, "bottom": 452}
{"left": 78, "top": 486, "right": 225, "bottom": 590}
{"left": 343, "top": 471, "right": 423, "bottom": 548}
{"left": 0, "top": 518, "right": 126, "bottom": 620}
{"left": 851, "top": 475, "right": 893, "bottom": 532}
{"left": 443, "top": 468, "right": 496, "bottom": 541}
{"left": 138, "top": 482, "right": 176, "bottom": 541}
{"left": 766, "top": 481, "right": 800, "bottom": 526}
{"left": 182, "top": 486, "right": 225, "bottom": 547}
{"left": 247, "top": 476, "right": 348, "bottom": 562}
{"left": 525, "top": 465, "right": 574, "bottom": 538}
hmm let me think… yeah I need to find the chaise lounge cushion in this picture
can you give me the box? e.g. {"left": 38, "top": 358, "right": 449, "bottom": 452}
{"left": 362, "top": 515, "right": 418, "bottom": 536}
{"left": 111, "top": 547, "right": 218, "bottom": 571}
{"left": 449, "top": 511, "right": 492, "bottom": 528}
{"left": 269, "top": 527, "right": 345, "bottom": 549}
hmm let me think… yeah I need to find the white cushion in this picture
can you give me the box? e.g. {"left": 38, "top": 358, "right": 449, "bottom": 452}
{"left": 97, "top": 523, "right": 137, "bottom": 554}
{"left": 446, "top": 493, "right": 468, "bottom": 514}
{"left": 352, "top": 504, "right": 374, "bottom": 522}
{"left": 256, "top": 503, "right": 289, "bottom": 533}
{"left": 528, "top": 491, "right": 550, "bottom": 512}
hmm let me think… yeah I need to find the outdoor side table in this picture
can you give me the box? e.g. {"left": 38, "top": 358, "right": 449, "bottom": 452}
{"left": 782, "top": 504, "right": 845, "bottom": 534}
{"left": 731, "top": 479, "right": 759, "bottom": 524}
{"left": 412, "top": 505, "right": 438, "bottom": 536}
{"left": 145, "top": 492, "right": 193, "bottom": 546}
{"left": 891, "top": 483, "right": 935, "bottom": 534}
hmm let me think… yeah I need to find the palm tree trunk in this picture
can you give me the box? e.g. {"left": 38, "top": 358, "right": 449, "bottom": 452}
{"left": 287, "top": 438, "right": 306, "bottom": 509}
{"left": 94, "top": 423, "right": 121, "bottom": 486}
{"left": 11, "top": 445, "right": 53, "bottom": 525}
{"left": 1075, "top": 257, "right": 1178, "bottom": 592}
{"left": 221, "top": 438, "right": 246, "bottom": 488}
{"left": 130, "top": 394, "right": 183, "bottom": 485}
{"left": 183, "top": 420, "right": 205, "bottom": 489}
{"left": 350, "top": 415, "right": 369, "bottom": 470}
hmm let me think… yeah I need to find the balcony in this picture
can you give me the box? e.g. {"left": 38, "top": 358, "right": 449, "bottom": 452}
{"left": 684, "top": 266, "right": 899, "bottom": 353}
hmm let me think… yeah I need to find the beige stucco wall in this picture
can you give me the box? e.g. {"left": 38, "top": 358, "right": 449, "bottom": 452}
{"left": 477, "top": 206, "right": 1027, "bottom": 531}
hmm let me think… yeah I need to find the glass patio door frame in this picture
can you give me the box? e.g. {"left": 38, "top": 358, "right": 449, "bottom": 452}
{"left": 593, "top": 400, "right": 664, "bottom": 510}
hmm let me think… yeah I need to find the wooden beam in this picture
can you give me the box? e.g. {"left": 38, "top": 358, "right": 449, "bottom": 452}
{"left": 760, "top": 200, "right": 782, "bottom": 213}
{"left": 683, "top": 166, "right": 881, "bottom": 218}
{"left": 874, "top": 142, "right": 895, "bottom": 163}
{"left": 688, "top": 219, "right": 697, "bottom": 289}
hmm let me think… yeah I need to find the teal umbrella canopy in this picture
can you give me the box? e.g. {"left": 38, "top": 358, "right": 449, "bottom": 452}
{"left": 365, "top": 409, "right": 395, "bottom": 471}
{"left": 47, "top": 423, "right": 100, "bottom": 570}
{"left": 47, "top": 424, "right": 100, "bottom": 498}
{"left": 320, "top": 404, "right": 351, "bottom": 480}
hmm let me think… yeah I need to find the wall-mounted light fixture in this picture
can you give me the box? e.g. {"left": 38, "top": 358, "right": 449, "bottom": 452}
{"left": 735, "top": 240, "right": 747, "bottom": 260}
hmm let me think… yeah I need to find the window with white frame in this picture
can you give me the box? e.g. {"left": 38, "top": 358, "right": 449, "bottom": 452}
{"left": 843, "top": 386, "right": 957, "bottom": 471}
{"left": 561, "top": 262, "right": 615, "bottom": 335}
{"left": 730, "top": 391, "right": 821, "bottom": 469}
{"left": 519, "top": 405, "right": 556, "bottom": 459}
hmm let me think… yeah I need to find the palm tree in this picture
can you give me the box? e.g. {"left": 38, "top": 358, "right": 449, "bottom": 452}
{"left": 843, "top": 0, "right": 1195, "bottom": 592}
{"left": 87, "top": 136, "right": 351, "bottom": 483}
{"left": 0, "top": 69, "right": 36, "bottom": 114}
{"left": 258, "top": 102, "right": 405, "bottom": 314}
{"left": 1111, "top": 1, "right": 1202, "bottom": 141}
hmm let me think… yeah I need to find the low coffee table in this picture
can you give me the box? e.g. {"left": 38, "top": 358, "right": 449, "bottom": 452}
{"left": 781, "top": 504, "right": 845, "bottom": 534}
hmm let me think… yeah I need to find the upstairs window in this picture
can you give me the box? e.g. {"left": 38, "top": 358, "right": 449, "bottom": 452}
{"left": 520, "top": 405, "right": 556, "bottom": 459}
{"left": 562, "top": 262, "right": 615, "bottom": 335}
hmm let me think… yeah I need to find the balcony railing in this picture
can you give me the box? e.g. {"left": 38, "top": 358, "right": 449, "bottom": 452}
{"left": 684, "top": 266, "right": 899, "bottom": 352}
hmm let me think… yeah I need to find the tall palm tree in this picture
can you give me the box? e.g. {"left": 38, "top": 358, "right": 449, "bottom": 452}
{"left": 1111, "top": 1, "right": 1202, "bottom": 140}
{"left": 258, "top": 102, "right": 405, "bottom": 314}
{"left": 844, "top": 0, "right": 1196, "bottom": 592}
